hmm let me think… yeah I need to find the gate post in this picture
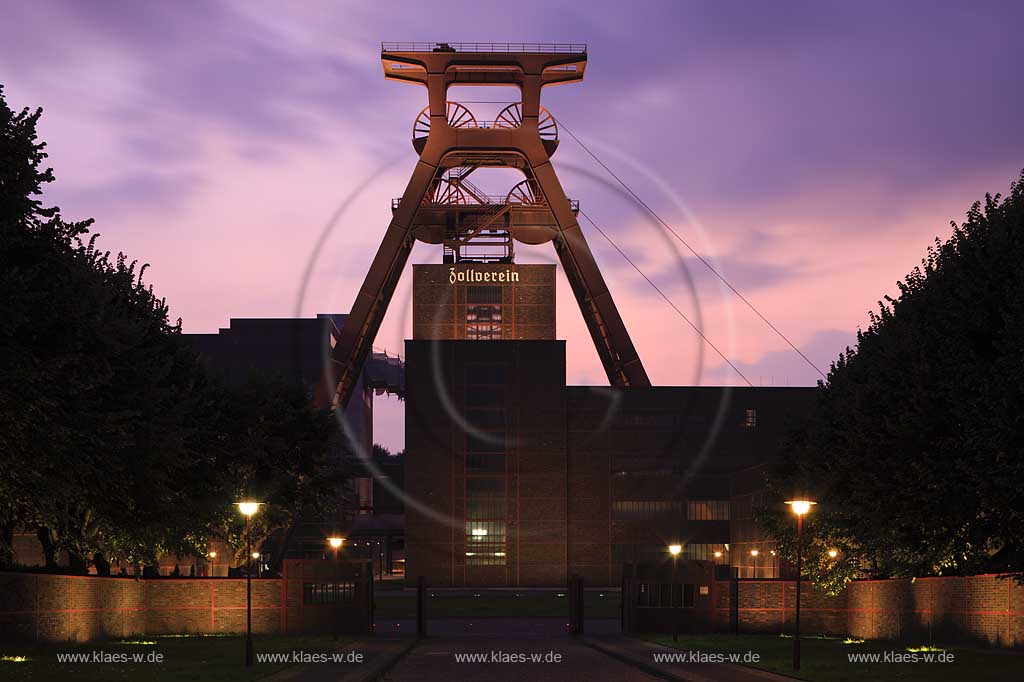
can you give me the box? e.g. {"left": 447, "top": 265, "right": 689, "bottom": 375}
{"left": 416, "top": 575, "right": 426, "bottom": 638}
{"left": 730, "top": 577, "right": 739, "bottom": 634}
{"left": 568, "top": 574, "right": 585, "bottom": 636}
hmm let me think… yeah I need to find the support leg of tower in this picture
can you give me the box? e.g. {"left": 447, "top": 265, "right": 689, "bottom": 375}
{"left": 330, "top": 159, "right": 438, "bottom": 408}
{"left": 530, "top": 160, "right": 650, "bottom": 388}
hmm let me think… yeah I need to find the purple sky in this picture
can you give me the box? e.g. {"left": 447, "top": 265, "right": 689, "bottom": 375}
{"left": 3, "top": 1, "right": 1022, "bottom": 451}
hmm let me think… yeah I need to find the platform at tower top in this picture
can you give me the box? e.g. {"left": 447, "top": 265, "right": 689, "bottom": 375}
{"left": 381, "top": 42, "right": 586, "bottom": 54}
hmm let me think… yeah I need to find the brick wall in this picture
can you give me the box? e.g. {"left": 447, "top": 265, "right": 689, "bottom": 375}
{"left": 847, "top": 575, "right": 1024, "bottom": 647}
{"left": 0, "top": 573, "right": 282, "bottom": 642}
{"left": 704, "top": 575, "right": 1023, "bottom": 647}
{"left": 711, "top": 580, "right": 848, "bottom": 636}
{"left": 0, "top": 560, "right": 372, "bottom": 643}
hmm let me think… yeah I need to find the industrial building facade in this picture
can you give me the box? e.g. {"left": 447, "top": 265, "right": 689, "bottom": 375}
{"left": 404, "top": 263, "right": 815, "bottom": 587}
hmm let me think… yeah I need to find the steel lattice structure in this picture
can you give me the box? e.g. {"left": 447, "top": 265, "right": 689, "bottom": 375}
{"left": 330, "top": 43, "right": 649, "bottom": 408}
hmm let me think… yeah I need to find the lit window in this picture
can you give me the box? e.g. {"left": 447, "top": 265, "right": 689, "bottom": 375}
{"left": 744, "top": 409, "right": 757, "bottom": 428}
{"left": 465, "top": 286, "right": 503, "bottom": 340}
{"left": 612, "top": 500, "right": 681, "bottom": 520}
{"left": 687, "top": 500, "right": 731, "bottom": 521}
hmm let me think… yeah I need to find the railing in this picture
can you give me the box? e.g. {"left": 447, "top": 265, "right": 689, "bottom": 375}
{"left": 382, "top": 42, "right": 586, "bottom": 54}
{"left": 392, "top": 197, "right": 580, "bottom": 211}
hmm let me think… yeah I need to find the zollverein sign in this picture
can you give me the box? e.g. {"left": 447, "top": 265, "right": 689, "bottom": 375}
{"left": 449, "top": 267, "right": 520, "bottom": 284}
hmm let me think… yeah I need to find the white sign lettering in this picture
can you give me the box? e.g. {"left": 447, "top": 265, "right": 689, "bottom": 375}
{"left": 449, "top": 267, "right": 519, "bottom": 284}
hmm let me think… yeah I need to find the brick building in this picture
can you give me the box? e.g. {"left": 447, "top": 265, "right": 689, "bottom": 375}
{"left": 404, "top": 263, "right": 816, "bottom": 587}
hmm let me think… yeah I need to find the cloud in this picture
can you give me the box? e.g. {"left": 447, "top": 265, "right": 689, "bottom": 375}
{"left": 1, "top": 0, "right": 1021, "bottom": 449}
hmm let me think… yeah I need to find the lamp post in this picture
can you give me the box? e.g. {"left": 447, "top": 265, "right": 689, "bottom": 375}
{"left": 237, "top": 501, "right": 262, "bottom": 667}
{"left": 208, "top": 551, "right": 216, "bottom": 577}
{"left": 328, "top": 536, "right": 345, "bottom": 558}
{"left": 327, "top": 536, "right": 345, "bottom": 641}
{"left": 785, "top": 499, "right": 816, "bottom": 671}
{"left": 750, "top": 549, "right": 759, "bottom": 578}
{"left": 668, "top": 544, "right": 682, "bottom": 642}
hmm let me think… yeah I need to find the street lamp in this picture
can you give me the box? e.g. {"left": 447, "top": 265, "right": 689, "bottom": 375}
{"left": 237, "top": 501, "right": 262, "bottom": 667}
{"left": 828, "top": 549, "right": 838, "bottom": 559}
{"left": 750, "top": 549, "right": 759, "bottom": 578}
{"left": 668, "top": 544, "right": 682, "bottom": 642}
{"left": 785, "top": 499, "right": 816, "bottom": 671}
{"left": 327, "top": 536, "right": 345, "bottom": 641}
{"left": 208, "top": 550, "right": 216, "bottom": 577}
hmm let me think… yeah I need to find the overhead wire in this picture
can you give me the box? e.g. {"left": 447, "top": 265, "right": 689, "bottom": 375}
{"left": 579, "top": 208, "right": 754, "bottom": 386}
{"left": 555, "top": 117, "right": 829, "bottom": 381}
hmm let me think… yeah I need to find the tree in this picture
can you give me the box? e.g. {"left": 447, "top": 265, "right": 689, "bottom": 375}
{"left": 0, "top": 85, "right": 342, "bottom": 571}
{"left": 760, "top": 172, "right": 1024, "bottom": 590}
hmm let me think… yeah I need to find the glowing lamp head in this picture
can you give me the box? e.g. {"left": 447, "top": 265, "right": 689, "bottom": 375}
{"left": 750, "top": 549, "right": 759, "bottom": 557}
{"left": 251, "top": 552, "right": 260, "bottom": 559}
{"left": 713, "top": 551, "right": 722, "bottom": 558}
{"left": 668, "top": 544, "right": 682, "bottom": 556}
{"left": 208, "top": 551, "right": 217, "bottom": 559}
{"left": 237, "top": 501, "right": 261, "bottom": 517}
{"left": 828, "top": 549, "right": 838, "bottom": 558}
{"left": 785, "top": 500, "right": 816, "bottom": 516}
{"left": 328, "top": 537, "right": 345, "bottom": 549}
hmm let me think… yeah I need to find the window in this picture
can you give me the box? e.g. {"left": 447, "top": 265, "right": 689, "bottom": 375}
{"left": 464, "top": 385, "right": 505, "bottom": 408}
{"left": 467, "top": 453, "right": 505, "bottom": 473}
{"left": 687, "top": 500, "right": 730, "bottom": 521}
{"left": 467, "top": 408, "right": 505, "bottom": 430}
{"left": 683, "top": 543, "right": 729, "bottom": 561}
{"left": 744, "top": 408, "right": 757, "bottom": 428}
{"left": 465, "top": 476, "right": 504, "bottom": 497}
{"left": 639, "top": 583, "right": 695, "bottom": 608}
{"left": 466, "top": 286, "right": 502, "bottom": 304}
{"left": 464, "top": 363, "right": 507, "bottom": 566}
{"left": 465, "top": 520, "right": 506, "bottom": 566}
{"left": 303, "top": 582, "right": 355, "bottom": 605}
{"left": 466, "top": 430, "right": 505, "bottom": 453}
{"left": 466, "top": 286, "right": 503, "bottom": 339}
{"left": 612, "top": 500, "right": 681, "bottom": 520}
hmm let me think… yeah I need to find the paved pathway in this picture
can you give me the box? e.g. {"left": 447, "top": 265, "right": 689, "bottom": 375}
{"left": 383, "top": 636, "right": 663, "bottom": 681}
{"left": 262, "top": 636, "right": 414, "bottom": 682}
{"left": 582, "top": 635, "right": 798, "bottom": 682}
{"left": 375, "top": 617, "right": 621, "bottom": 638}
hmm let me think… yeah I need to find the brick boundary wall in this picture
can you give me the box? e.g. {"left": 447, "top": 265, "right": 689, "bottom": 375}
{"left": 847, "top": 575, "right": 1024, "bottom": 647}
{"left": 0, "top": 572, "right": 283, "bottom": 642}
{"left": 712, "top": 579, "right": 848, "bottom": 636}
{"left": 705, "top": 574, "right": 1023, "bottom": 647}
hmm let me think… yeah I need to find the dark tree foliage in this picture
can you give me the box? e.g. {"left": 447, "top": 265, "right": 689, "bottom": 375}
{"left": 760, "top": 172, "right": 1024, "bottom": 591}
{"left": 0, "top": 85, "right": 340, "bottom": 571}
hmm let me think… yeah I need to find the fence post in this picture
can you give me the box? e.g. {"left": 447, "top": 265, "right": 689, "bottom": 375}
{"left": 730, "top": 578, "right": 739, "bottom": 634}
{"left": 417, "top": 575, "right": 426, "bottom": 638}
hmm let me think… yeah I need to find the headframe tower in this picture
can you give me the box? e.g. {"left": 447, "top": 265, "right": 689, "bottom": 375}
{"left": 331, "top": 42, "right": 650, "bottom": 407}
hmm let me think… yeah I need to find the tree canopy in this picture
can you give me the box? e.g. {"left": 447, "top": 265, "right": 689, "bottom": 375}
{"left": 0, "top": 85, "right": 341, "bottom": 572}
{"left": 760, "top": 172, "right": 1024, "bottom": 590}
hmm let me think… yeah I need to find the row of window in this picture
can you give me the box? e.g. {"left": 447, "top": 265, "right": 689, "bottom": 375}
{"left": 687, "top": 500, "right": 731, "bottom": 521}
{"left": 638, "top": 583, "right": 696, "bottom": 608}
{"left": 302, "top": 582, "right": 356, "bottom": 605}
{"left": 611, "top": 500, "right": 732, "bottom": 521}
{"left": 465, "top": 363, "right": 508, "bottom": 566}
{"left": 612, "top": 500, "right": 681, "bottom": 519}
